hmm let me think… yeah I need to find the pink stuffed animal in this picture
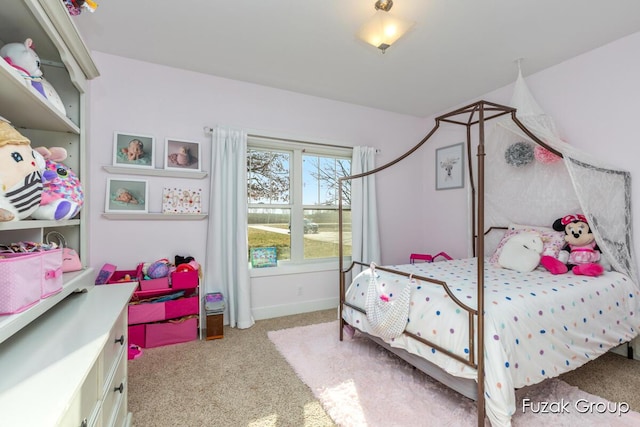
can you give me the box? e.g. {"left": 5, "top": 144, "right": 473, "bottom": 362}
{"left": 540, "top": 214, "right": 604, "bottom": 276}
{"left": 31, "top": 146, "right": 84, "bottom": 220}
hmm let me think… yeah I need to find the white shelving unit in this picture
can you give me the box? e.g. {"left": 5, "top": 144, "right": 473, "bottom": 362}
{"left": 0, "top": 0, "right": 97, "bottom": 342}
{"left": 0, "top": 3, "right": 136, "bottom": 426}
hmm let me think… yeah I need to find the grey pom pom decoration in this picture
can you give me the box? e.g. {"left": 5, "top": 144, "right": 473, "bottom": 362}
{"left": 505, "top": 142, "right": 534, "bottom": 167}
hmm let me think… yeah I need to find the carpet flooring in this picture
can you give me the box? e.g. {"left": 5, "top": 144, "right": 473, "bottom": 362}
{"left": 269, "top": 321, "right": 640, "bottom": 426}
{"left": 128, "top": 309, "right": 640, "bottom": 426}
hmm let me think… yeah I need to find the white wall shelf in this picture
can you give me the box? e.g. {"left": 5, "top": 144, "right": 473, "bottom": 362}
{"left": 102, "top": 213, "right": 207, "bottom": 221}
{"left": 103, "top": 165, "right": 208, "bottom": 179}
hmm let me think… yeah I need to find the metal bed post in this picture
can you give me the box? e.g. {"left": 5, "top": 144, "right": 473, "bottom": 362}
{"left": 339, "top": 177, "right": 344, "bottom": 341}
{"left": 476, "top": 103, "right": 486, "bottom": 426}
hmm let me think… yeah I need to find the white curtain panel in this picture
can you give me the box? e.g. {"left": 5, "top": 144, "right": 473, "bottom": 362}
{"left": 205, "top": 127, "right": 254, "bottom": 329}
{"left": 351, "top": 146, "right": 381, "bottom": 270}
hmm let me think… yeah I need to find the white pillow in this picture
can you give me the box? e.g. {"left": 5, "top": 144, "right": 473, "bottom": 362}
{"left": 498, "top": 231, "right": 544, "bottom": 272}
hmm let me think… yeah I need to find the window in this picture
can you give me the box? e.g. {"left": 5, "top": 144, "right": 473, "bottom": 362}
{"left": 247, "top": 136, "right": 352, "bottom": 266}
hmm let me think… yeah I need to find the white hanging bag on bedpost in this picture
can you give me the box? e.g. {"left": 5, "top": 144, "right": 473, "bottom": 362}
{"left": 365, "top": 263, "right": 412, "bottom": 340}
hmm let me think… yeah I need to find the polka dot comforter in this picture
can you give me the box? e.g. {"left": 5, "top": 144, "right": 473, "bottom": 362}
{"left": 343, "top": 258, "right": 640, "bottom": 427}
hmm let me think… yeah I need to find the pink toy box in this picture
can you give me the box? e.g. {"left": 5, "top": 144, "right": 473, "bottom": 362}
{"left": 170, "top": 270, "right": 199, "bottom": 289}
{"left": 128, "top": 294, "right": 198, "bottom": 325}
{"left": 128, "top": 317, "right": 197, "bottom": 348}
{"left": 0, "top": 249, "right": 63, "bottom": 315}
{"left": 107, "top": 264, "right": 142, "bottom": 285}
{"left": 138, "top": 276, "right": 170, "bottom": 292}
{"left": 145, "top": 317, "right": 198, "bottom": 348}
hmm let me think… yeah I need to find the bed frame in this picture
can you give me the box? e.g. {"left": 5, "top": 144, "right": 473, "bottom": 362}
{"left": 338, "top": 100, "right": 561, "bottom": 426}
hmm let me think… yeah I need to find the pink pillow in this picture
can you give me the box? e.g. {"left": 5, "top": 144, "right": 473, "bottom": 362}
{"left": 490, "top": 225, "right": 565, "bottom": 266}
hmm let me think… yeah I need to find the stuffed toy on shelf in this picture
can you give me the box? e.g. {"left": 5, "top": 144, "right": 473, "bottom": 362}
{"left": 0, "top": 119, "right": 43, "bottom": 221}
{"left": 31, "top": 146, "right": 84, "bottom": 220}
{"left": 540, "top": 213, "right": 604, "bottom": 276}
{"left": 0, "top": 38, "right": 66, "bottom": 115}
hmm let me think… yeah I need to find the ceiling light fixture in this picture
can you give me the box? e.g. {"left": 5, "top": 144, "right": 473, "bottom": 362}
{"left": 357, "top": 0, "right": 414, "bottom": 53}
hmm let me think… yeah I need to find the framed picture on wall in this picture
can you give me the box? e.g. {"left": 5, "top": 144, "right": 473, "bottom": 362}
{"left": 164, "top": 138, "right": 201, "bottom": 172}
{"left": 161, "top": 187, "right": 203, "bottom": 214}
{"left": 113, "top": 132, "right": 155, "bottom": 169}
{"left": 105, "top": 178, "right": 149, "bottom": 213}
{"left": 435, "top": 142, "right": 465, "bottom": 190}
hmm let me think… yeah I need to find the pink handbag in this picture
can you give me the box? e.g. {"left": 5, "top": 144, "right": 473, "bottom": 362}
{"left": 46, "top": 231, "right": 83, "bottom": 272}
{"left": 61, "top": 247, "right": 82, "bottom": 272}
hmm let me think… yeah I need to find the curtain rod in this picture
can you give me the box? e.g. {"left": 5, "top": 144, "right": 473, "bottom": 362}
{"left": 203, "top": 126, "right": 380, "bottom": 153}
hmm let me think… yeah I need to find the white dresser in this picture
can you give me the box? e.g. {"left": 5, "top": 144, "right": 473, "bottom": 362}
{"left": 0, "top": 283, "right": 136, "bottom": 427}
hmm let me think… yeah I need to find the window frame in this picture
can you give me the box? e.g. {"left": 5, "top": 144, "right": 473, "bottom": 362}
{"left": 247, "top": 135, "right": 352, "bottom": 269}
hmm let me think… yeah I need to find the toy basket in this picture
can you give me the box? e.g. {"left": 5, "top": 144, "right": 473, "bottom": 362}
{"left": 0, "top": 249, "right": 63, "bottom": 315}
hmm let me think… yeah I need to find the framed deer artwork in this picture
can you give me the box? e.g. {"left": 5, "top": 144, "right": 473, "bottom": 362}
{"left": 435, "top": 142, "right": 464, "bottom": 190}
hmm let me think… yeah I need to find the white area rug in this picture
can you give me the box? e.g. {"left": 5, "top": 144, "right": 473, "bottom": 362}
{"left": 268, "top": 321, "right": 640, "bottom": 427}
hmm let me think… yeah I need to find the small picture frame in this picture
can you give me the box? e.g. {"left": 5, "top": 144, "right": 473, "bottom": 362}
{"left": 250, "top": 247, "right": 278, "bottom": 268}
{"left": 105, "top": 178, "right": 149, "bottom": 213}
{"left": 436, "top": 142, "right": 465, "bottom": 190}
{"left": 113, "top": 132, "right": 155, "bottom": 169}
{"left": 162, "top": 187, "right": 203, "bottom": 214}
{"left": 164, "top": 138, "right": 201, "bottom": 172}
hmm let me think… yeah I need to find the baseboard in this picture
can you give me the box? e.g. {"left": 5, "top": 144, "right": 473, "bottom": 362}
{"left": 252, "top": 297, "right": 339, "bottom": 321}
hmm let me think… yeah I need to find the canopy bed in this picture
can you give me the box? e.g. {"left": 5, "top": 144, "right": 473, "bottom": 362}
{"left": 337, "top": 76, "right": 640, "bottom": 427}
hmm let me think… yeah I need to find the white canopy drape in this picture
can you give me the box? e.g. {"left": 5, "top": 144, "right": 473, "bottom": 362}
{"left": 485, "top": 70, "right": 639, "bottom": 284}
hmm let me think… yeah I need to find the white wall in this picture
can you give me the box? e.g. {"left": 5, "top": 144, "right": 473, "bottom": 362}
{"left": 87, "top": 52, "right": 428, "bottom": 319}
{"left": 88, "top": 30, "right": 640, "bottom": 320}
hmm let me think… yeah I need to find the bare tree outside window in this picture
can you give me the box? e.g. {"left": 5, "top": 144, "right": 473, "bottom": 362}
{"left": 247, "top": 149, "right": 290, "bottom": 204}
{"left": 303, "top": 155, "right": 351, "bottom": 206}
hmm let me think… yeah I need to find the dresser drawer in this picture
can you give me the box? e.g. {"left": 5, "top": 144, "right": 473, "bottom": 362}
{"left": 102, "top": 349, "right": 127, "bottom": 427}
{"left": 58, "top": 361, "right": 100, "bottom": 427}
{"left": 102, "top": 307, "right": 127, "bottom": 387}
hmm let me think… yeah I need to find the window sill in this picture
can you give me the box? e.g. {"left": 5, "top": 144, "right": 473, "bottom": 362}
{"left": 249, "top": 259, "right": 343, "bottom": 278}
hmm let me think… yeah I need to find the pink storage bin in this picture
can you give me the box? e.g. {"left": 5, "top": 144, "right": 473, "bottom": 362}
{"left": 165, "top": 296, "right": 199, "bottom": 320}
{"left": 40, "top": 249, "right": 63, "bottom": 298}
{"left": 107, "top": 269, "right": 140, "bottom": 284}
{"left": 128, "top": 295, "right": 199, "bottom": 325}
{"left": 144, "top": 317, "right": 197, "bottom": 348}
{"left": 0, "top": 249, "right": 63, "bottom": 315}
{"left": 139, "top": 276, "right": 170, "bottom": 292}
{"left": 171, "top": 270, "right": 198, "bottom": 289}
{"left": 128, "top": 324, "right": 146, "bottom": 347}
{"left": 128, "top": 302, "right": 165, "bottom": 325}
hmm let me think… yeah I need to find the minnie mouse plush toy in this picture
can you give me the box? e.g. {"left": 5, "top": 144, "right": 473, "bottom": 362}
{"left": 540, "top": 213, "right": 604, "bottom": 277}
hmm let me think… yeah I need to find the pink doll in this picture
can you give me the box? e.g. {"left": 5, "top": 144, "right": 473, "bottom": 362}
{"left": 540, "top": 214, "right": 604, "bottom": 277}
